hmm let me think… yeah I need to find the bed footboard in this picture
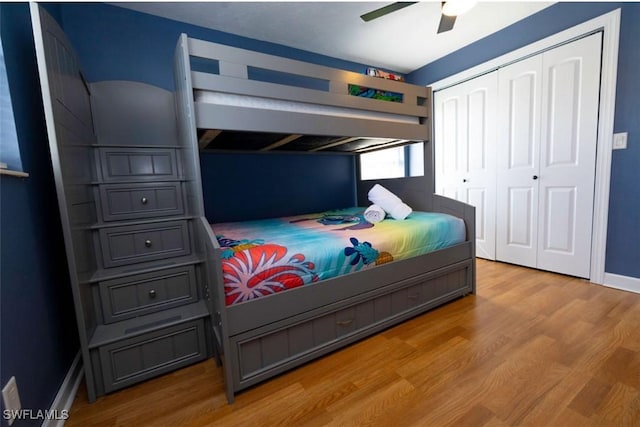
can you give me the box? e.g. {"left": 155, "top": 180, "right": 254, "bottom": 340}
{"left": 433, "top": 194, "right": 476, "bottom": 294}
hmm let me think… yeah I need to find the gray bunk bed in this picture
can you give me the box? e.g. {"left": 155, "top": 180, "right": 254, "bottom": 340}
{"left": 174, "top": 34, "right": 476, "bottom": 403}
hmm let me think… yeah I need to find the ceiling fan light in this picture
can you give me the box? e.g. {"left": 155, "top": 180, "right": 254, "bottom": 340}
{"left": 442, "top": 0, "right": 477, "bottom": 17}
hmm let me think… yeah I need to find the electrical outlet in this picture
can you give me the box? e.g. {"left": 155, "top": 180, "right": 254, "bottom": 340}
{"left": 2, "top": 377, "right": 22, "bottom": 426}
{"left": 613, "top": 132, "right": 628, "bottom": 150}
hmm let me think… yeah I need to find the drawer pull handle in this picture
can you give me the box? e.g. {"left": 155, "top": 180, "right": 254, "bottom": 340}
{"left": 145, "top": 239, "right": 152, "bottom": 247}
{"left": 336, "top": 319, "right": 354, "bottom": 326}
{"left": 140, "top": 197, "right": 148, "bottom": 204}
{"left": 148, "top": 289, "right": 156, "bottom": 298}
{"left": 408, "top": 293, "right": 420, "bottom": 300}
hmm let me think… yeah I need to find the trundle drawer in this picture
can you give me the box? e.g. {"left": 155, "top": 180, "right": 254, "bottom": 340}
{"left": 234, "top": 263, "right": 471, "bottom": 383}
{"left": 99, "top": 220, "right": 191, "bottom": 268}
{"left": 99, "top": 147, "right": 178, "bottom": 182}
{"left": 99, "top": 266, "right": 197, "bottom": 323}
{"left": 99, "top": 320, "right": 206, "bottom": 393}
{"left": 99, "top": 182, "right": 184, "bottom": 221}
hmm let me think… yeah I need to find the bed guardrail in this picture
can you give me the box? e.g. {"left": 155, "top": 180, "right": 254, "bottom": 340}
{"left": 179, "top": 34, "right": 432, "bottom": 142}
{"left": 187, "top": 37, "right": 429, "bottom": 116}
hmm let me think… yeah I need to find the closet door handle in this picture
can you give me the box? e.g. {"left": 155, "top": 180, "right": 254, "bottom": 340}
{"left": 140, "top": 197, "right": 148, "bottom": 205}
{"left": 144, "top": 239, "right": 152, "bottom": 247}
{"left": 533, "top": 175, "right": 539, "bottom": 180}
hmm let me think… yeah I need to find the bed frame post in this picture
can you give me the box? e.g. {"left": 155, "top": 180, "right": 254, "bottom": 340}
{"left": 175, "top": 34, "right": 236, "bottom": 403}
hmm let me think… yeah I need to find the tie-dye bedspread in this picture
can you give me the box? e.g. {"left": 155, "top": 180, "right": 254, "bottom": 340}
{"left": 212, "top": 207, "right": 466, "bottom": 306}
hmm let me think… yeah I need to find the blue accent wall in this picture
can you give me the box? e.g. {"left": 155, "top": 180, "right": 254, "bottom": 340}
{"left": 57, "top": 2, "right": 375, "bottom": 92}
{"left": 201, "top": 152, "right": 356, "bottom": 223}
{"left": 408, "top": 2, "right": 640, "bottom": 279}
{"left": 0, "top": 3, "right": 78, "bottom": 426}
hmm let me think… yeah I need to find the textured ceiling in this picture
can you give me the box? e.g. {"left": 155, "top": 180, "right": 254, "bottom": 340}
{"left": 112, "top": 1, "right": 554, "bottom": 73}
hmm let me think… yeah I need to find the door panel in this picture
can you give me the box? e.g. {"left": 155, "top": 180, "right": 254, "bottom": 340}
{"left": 507, "top": 187, "right": 534, "bottom": 248}
{"left": 545, "top": 59, "right": 581, "bottom": 166}
{"left": 435, "top": 94, "right": 464, "bottom": 198}
{"left": 467, "top": 188, "right": 486, "bottom": 240}
{"left": 496, "top": 55, "right": 542, "bottom": 267}
{"left": 542, "top": 187, "right": 576, "bottom": 253}
{"left": 508, "top": 72, "right": 539, "bottom": 170}
{"left": 467, "top": 89, "right": 488, "bottom": 172}
{"left": 442, "top": 97, "right": 461, "bottom": 176}
{"left": 537, "top": 32, "right": 602, "bottom": 278}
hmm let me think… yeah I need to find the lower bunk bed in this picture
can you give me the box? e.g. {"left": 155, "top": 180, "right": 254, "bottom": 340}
{"left": 199, "top": 193, "right": 476, "bottom": 403}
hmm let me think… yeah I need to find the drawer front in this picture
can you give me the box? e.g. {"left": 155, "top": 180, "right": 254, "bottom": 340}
{"left": 100, "top": 182, "right": 184, "bottom": 221}
{"left": 99, "top": 147, "right": 178, "bottom": 182}
{"left": 234, "top": 263, "right": 471, "bottom": 383}
{"left": 99, "top": 220, "right": 191, "bottom": 268}
{"left": 100, "top": 320, "right": 206, "bottom": 393}
{"left": 100, "top": 266, "right": 197, "bottom": 323}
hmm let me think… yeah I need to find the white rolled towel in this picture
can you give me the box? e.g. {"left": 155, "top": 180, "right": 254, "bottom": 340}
{"left": 368, "top": 184, "right": 413, "bottom": 220}
{"left": 364, "top": 204, "right": 386, "bottom": 223}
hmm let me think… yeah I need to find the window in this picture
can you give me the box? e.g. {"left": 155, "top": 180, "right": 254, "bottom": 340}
{"left": 359, "top": 142, "right": 424, "bottom": 180}
{"left": 0, "top": 34, "right": 24, "bottom": 174}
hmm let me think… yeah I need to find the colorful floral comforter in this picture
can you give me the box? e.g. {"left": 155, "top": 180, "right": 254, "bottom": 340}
{"left": 212, "top": 207, "right": 466, "bottom": 306}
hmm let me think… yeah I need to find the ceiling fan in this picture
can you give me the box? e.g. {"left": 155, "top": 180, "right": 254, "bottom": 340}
{"left": 360, "top": 1, "right": 477, "bottom": 33}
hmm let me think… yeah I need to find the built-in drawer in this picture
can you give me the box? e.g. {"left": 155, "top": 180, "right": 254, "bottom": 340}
{"left": 99, "top": 319, "right": 206, "bottom": 393}
{"left": 99, "top": 266, "right": 198, "bottom": 323}
{"left": 99, "top": 182, "right": 184, "bottom": 221}
{"left": 233, "top": 263, "right": 471, "bottom": 384}
{"left": 98, "top": 220, "right": 191, "bottom": 268}
{"left": 99, "top": 147, "right": 179, "bottom": 182}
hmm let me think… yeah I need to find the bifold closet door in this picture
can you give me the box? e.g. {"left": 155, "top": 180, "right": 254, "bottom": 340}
{"left": 495, "top": 55, "right": 543, "bottom": 269}
{"left": 434, "top": 72, "right": 498, "bottom": 260}
{"left": 496, "top": 32, "right": 602, "bottom": 278}
{"left": 536, "top": 32, "right": 601, "bottom": 278}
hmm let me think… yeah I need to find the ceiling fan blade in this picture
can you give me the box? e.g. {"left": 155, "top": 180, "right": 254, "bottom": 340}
{"left": 360, "top": 2, "right": 418, "bottom": 22}
{"left": 437, "top": 13, "right": 456, "bottom": 33}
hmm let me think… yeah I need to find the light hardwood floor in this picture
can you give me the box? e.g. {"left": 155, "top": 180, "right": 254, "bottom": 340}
{"left": 66, "top": 260, "right": 640, "bottom": 426}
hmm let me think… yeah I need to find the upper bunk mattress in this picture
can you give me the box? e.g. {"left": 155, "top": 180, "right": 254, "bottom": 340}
{"left": 211, "top": 207, "right": 466, "bottom": 306}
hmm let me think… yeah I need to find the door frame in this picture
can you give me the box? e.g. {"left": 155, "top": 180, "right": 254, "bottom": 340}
{"left": 429, "top": 9, "right": 621, "bottom": 285}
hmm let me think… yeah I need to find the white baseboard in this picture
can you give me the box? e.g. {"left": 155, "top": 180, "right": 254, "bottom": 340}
{"left": 42, "top": 352, "right": 83, "bottom": 427}
{"left": 603, "top": 272, "right": 640, "bottom": 294}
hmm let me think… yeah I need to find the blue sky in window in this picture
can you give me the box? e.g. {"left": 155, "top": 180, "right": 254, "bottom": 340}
{"left": 0, "top": 37, "right": 23, "bottom": 171}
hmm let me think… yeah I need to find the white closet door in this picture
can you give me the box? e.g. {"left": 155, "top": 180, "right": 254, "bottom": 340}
{"left": 536, "top": 32, "right": 602, "bottom": 278}
{"left": 496, "top": 33, "right": 602, "bottom": 277}
{"left": 495, "top": 55, "right": 543, "bottom": 268}
{"left": 434, "top": 72, "right": 498, "bottom": 259}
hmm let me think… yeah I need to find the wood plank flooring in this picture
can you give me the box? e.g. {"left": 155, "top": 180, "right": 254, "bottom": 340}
{"left": 66, "top": 260, "right": 640, "bottom": 426}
